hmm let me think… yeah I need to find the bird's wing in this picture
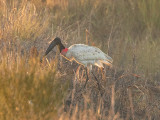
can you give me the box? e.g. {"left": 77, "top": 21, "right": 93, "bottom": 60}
{"left": 68, "top": 44, "right": 113, "bottom": 63}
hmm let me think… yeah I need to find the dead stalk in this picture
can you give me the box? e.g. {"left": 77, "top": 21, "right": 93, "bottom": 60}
{"left": 128, "top": 88, "right": 135, "bottom": 120}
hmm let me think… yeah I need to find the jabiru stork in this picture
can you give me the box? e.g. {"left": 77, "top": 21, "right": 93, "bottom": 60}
{"left": 44, "top": 37, "right": 113, "bottom": 93}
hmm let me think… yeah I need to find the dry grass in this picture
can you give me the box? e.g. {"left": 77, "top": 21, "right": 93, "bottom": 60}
{"left": 0, "top": 0, "right": 160, "bottom": 119}
{"left": 0, "top": 48, "right": 69, "bottom": 119}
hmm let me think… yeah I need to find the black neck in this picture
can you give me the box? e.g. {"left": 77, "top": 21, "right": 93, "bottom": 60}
{"left": 44, "top": 37, "right": 65, "bottom": 56}
{"left": 58, "top": 42, "right": 65, "bottom": 53}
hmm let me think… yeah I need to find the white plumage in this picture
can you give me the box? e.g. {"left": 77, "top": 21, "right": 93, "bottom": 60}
{"left": 65, "top": 44, "right": 113, "bottom": 68}
{"left": 44, "top": 37, "right": 113, "bottom": 93}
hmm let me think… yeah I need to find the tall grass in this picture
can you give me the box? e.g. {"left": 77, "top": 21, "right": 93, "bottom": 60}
{"left": 0, "top": 49, "right": 69, "bottom": 119}
{"left": 0, "top": 0, "right": 160, "bottom": 119}
{"left": 0, "top": 0, "right": 49, "bottom": 43}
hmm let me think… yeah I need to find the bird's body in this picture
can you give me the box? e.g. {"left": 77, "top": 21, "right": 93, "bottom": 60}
{"left": 44, "top": 37, "right": 113, "bottom": 95}
{"left": 63, "top": 44, "right": 113, "bottom": 68}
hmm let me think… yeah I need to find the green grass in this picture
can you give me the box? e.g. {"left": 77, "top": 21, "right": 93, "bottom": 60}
{"left": 0, "top": 0, "right": 160, "bottom": 119}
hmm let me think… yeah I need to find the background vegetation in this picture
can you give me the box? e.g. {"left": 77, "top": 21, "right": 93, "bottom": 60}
{"left": 0, "top": 0, "right": 159, "bottom": 119}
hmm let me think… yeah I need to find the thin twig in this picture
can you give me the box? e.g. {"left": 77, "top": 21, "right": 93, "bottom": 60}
{"left": 128, "top": 88, "right": 135, "bottom": 120}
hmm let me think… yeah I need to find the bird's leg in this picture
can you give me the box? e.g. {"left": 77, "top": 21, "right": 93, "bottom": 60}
{"left": 83, "top": 67, "right": 89, "bottom": 88}
{"left": 91, "top": 71, "right": 103, "bottom": 96}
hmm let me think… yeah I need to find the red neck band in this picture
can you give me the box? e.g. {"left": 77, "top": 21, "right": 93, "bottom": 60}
{"left": 61, "top": 48, "right": 68, "bottom": 55}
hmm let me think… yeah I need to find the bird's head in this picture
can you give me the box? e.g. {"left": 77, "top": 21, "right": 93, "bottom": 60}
{"left": 44, "top": 37, "right": 65, "bottom": 56}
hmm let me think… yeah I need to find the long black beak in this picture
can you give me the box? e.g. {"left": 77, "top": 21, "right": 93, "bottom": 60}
{"left": 44, "top": 37, "right": 65, "bottom": 57}
{"left": 44, "top": 37, "right": 61, "bottom": 56}
{"left": 45, "top": 40, "right": 57, "bottom": 56}
{"left": 40, "top": 38, "right": 61, "bottom": 63}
